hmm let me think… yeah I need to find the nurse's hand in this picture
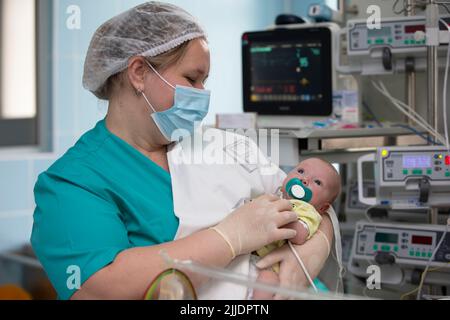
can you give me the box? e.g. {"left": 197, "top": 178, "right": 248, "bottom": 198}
{"left": 255, "top": 215, "right": 333, "bottom": 299}
{"left": 211, "top": 194, "right": 298, "bottom": 258}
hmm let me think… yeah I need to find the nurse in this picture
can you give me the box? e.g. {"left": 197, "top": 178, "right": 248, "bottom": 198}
{"left": 31, "top": 2, "right": 333, "bottom": 300}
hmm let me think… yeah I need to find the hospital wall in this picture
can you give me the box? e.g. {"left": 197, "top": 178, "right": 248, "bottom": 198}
{"left": 0, "top": 0, "right": 321, "bottom": 252}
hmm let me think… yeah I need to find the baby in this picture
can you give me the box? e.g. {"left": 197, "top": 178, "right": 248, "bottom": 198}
{"left": 252, "top": 158, "right": 341, "bottom": 300}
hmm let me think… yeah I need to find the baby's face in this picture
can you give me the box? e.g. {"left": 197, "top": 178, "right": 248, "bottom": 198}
{"left": 282, "top": 158, "right": 340, "bottom": 214}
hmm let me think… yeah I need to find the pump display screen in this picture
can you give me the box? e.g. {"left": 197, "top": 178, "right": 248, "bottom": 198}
{"left": 368, "top": 26, "right": 391, "bottom": 38}
{"left": 402, "top": 155, "right": 431, "bottom": 168}
{"left": 412, "top": 235, "right": 433, "bottom": 245}
{"left": 375, "top": 232, "right": 398, "bottom": 244}
{"left": 404, "top": 25, "right": 425, "bottom": 34}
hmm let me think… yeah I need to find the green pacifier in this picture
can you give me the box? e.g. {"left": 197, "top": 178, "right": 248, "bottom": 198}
{"left": 286, "top": 178, "right": 313, "bottom": 203}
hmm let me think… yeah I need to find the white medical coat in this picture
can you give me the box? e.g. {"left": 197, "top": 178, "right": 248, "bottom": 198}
{"left": 168, "top": 128, "right": 342, "bottom": 299}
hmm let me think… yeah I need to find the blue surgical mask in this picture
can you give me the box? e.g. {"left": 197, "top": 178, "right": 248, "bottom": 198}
{"left": 285, "top": 178, "right": 313, "bottom": 202}
{"left": 141, "top": 60, "right": 210, "bottom": 142}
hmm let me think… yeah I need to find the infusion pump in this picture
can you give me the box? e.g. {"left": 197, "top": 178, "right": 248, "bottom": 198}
{"left": 358, "top": 146, "right": 450, "bottom": 209}
{"left": 352, "top": 221, "right": 450, "bottom": 268}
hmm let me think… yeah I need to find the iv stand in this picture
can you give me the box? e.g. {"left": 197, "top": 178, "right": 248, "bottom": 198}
{"left": 406, "top": 0, "right": 417, "bottom": 125}
{"left": 426, "top": 0, "right": 440, "bottom": 225}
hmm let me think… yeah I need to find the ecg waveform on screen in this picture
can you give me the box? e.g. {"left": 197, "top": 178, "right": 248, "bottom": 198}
{"left": 251, "top": 48, "right": 318, "bottom": 71}
{"left": 249, "top": 43, "right": 323, "bottom": 103}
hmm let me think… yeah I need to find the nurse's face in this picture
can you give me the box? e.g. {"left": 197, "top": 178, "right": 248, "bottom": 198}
{"left": 144, "top": 38, "right": 210, "bottom": 112}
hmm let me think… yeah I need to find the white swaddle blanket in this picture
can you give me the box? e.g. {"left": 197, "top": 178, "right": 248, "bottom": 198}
{"left": 168, "top": 128, "right": 285, "bottom": 300}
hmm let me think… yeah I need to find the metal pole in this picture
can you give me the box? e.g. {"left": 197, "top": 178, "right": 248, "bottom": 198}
{"left": 406, "top": 0, "right": 416, "bottom": 126}
{"left": 426, "top": 0, "right": 440, "bottom": 230}
{"left": 426, "top": 1, "right": 440, "bottom": 134}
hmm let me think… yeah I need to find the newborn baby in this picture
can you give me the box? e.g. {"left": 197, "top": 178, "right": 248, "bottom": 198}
{"left": 252, "top": 158, "right": 341, "bottom": 300}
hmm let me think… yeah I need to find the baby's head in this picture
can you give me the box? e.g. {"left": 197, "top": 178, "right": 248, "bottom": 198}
{"left": 282, "top": 158, "right": 341, "bottom": 214}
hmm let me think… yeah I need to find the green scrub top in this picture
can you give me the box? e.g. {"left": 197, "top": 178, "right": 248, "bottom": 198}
{"left": 31, "top": 119, "right": 179, "bottom": 300}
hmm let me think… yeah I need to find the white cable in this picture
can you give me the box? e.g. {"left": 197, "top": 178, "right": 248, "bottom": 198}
{"left": 373, "top": 88, "right": 446, "bottom": 144}
{"left": 276, "top": 191, "right": 319, "bottom": 293}
{"left": 377, "top": 81, "right": 447, "bottom": 142}
{"left": 373, "top": 80, "right": 442, "bottom": 137}
{"left": 372, "top": 81, "right": 447, "bottom": 145}
{"left": 377, "top": 81, "right": 444, "bottom": 138}
{"left": 373, "top": 81, "right": 440, "bottom": 137}
{"left": 288, "top": 241, "right": 318, "bottom": 292}
{"left": 375, "top": 81, "right": 445, "bottom": 139}
{"left": 416, "top": 220, "right": 450, "bottom": 300}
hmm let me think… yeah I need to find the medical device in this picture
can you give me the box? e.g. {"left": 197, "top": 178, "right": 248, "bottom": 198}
{"left": 145, "top": 268, "right": 197, "bottom": 300}
{"left": 357, "top": 146, "right": 450, "bottom": 209}
{"left": 338, "top": 16, "right": 450, "bottom": 74}
{"left": 347, "top": 220, "right": 450, "bottom": 288}
{"left": 351, "top": 145, "right": 450, "bottom": 289}
{"left": 157, "top": 251, "right": 361, "bottom": 300}
{"left": 345, "top": 179, "right": 375, "bottom": 215}
{"left": 242, "top": 23, "right": 339, "bottom": 128}
{"left": 351, "top": 221, "right": 450, "bottom": 268}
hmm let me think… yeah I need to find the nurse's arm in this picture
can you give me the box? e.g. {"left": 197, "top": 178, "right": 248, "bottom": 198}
{"left": 71, "top": 229, "right": 233, "bottom": 300}
{"left": 256, "top": 214, "right": 333, "bottom": 291}
{"left": 291, "top": 214, "right": 333, "bottom": 281}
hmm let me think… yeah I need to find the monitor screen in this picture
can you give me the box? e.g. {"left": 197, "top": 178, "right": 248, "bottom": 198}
{"left": 242, "top": 27, "right": 333, "bottom": 116}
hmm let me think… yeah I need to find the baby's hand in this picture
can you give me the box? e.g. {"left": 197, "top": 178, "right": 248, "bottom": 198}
{"left": 284, "top": 221, "right": 309, "bottom": 245}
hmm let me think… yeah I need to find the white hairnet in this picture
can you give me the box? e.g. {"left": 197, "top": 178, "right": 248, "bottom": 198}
{"left": 83, "top": 1, "right": 206, "bottom": 99}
